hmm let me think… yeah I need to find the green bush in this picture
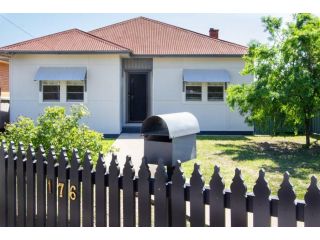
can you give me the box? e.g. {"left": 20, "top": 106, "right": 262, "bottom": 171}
{"left": 0, "top": 104, "right": 104, "bottom": 163}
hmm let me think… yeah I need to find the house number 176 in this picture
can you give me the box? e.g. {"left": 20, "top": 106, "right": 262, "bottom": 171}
{"left": 47, "top": 180, "right": 77, "bottom": 200}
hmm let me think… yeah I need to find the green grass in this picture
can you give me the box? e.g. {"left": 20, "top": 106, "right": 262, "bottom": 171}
{"left": 102, "top": 137, "right": 116, "bottom": 154}
{"left": 182, "top": 135, "right": 320, "bottom": 199}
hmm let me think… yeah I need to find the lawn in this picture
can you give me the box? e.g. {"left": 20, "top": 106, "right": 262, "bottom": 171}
{"left": 102, "top": 137, "right": 116, "bottom": 154}
{"left": 182, "top": 135, "right": 320, "bottom": 199}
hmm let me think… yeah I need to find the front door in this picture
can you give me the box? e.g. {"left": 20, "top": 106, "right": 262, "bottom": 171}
{"left": 128, "top": 73, "right": 148, "bottom": 122}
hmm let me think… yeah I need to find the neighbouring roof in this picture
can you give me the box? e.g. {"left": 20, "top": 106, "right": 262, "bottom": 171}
{"left": 0, "top": 17, "right": 247, "bottom": 56}
{"left": 90, "top": 17, "right": 247, "bottom": 56}
{"left": 0, "top": 29, "right": 130, "bottom": 54}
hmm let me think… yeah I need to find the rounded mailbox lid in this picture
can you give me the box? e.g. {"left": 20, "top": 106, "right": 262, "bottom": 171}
{"left": 141, "top": 112, "right": 200, "bottom": 139}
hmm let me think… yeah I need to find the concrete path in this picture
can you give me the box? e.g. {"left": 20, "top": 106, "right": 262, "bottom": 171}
{"left": 106, "top": 133, "right": 146, "bottom": 174}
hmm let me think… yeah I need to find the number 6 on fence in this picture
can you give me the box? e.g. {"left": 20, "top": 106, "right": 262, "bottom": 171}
{"left": 69, "top": 186, "right": 77, "bottom": 200}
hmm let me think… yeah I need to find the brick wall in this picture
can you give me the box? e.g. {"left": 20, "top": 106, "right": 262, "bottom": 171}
{"left": 0, "top": 62, "right": 9, "bottom": 97}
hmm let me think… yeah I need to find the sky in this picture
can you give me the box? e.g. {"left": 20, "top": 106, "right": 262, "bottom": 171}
{"left": 0, "top": 13, "right": 299, "bottom": 47}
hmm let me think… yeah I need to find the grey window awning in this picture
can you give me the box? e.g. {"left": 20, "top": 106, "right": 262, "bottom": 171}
{"left": 183, "top": 69, "right": 231, "bottom": 83}
{"left": 34, "top": 67, "right": 87, "bottom": 81}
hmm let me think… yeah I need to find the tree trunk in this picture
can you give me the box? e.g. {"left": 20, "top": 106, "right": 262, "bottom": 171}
{"left": 305, "top": 117, "right": 311, "bottom": 148}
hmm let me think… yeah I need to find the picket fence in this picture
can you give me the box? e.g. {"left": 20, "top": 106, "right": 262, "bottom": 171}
{"left": 0, "top": 141, "right": 320, "bottom": 227}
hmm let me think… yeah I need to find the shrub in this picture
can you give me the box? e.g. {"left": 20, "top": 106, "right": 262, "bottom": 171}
{"left": 0, "top": 104, "right": 104, "bottom": 163}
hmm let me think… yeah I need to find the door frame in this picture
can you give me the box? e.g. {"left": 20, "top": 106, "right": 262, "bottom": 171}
{"left": 125, "top": 71, "right": 150, "bottom": 123}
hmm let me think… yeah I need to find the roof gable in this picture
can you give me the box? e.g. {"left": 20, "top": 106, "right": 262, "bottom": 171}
{"left": 0, "top": 28, "right": 130, "bottom": 53}
{"left": 89, "top": 17, "right": 247, "bottom": 56}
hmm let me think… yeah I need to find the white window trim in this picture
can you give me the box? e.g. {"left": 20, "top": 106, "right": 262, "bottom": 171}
{"left": 182, "top": 82, "right": 226, "bottom": 105}
{"left": 39, "top": 80, "right": 87, "bottom": 104}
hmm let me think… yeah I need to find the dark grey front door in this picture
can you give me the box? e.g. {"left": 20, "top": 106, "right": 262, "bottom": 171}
{"left": 128, "top": 73, "right": 148, "bottom": 122}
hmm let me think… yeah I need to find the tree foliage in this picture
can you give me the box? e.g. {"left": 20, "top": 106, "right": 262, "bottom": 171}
{"left": 0, "top": 104, "right": 104, "bottom": 162}
{"left": 227, "top": 13, "right": 320, "bottom": 147}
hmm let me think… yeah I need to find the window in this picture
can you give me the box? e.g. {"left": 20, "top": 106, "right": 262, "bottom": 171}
{"left": 43, "top": 85, "right": 60, "bottom": 101}
{"left": 186, "top": 85, "right": 202, "bottom": 101}
{"left": 208, "top": 85, "right": 224, "bottom": 101}
{"left": 67, "top": 85, "right": 84, "bottom": 102}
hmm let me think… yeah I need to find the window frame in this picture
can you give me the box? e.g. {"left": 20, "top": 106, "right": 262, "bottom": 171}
{"left": 207, "top": 84, "right": 224, "bottom": 102}
{"left": 41, "top": 81, "right": 61, "bottom": 102}
{"left": 185, "top": 83, "right": 203, "bottom": 102}
{"left": 66, "top": 81, "right": 85, "bottom": 102}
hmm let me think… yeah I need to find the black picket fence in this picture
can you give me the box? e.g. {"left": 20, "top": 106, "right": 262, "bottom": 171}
{"left": 0, "top": 141, "right": 320, "bottom": 227}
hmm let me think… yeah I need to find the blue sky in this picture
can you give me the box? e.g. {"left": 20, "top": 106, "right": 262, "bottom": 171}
{"left": 0, "top": 13, "right": 296, "bottom": 47}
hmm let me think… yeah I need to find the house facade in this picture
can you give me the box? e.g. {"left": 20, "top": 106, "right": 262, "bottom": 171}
{"left": 0, "top": 17, "right": 253, "bottom": 135}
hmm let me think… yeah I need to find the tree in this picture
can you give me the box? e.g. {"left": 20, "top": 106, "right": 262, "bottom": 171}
{"left": 227, "top": 13, "right": 320, "bottom": 147}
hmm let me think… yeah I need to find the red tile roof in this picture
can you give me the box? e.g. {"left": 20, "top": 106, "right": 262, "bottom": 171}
{"left": 90, "top": 17, "right": 247, "bottom": 56}
{"left": 0, "top": 28, "right": 130, "bottom": 53}
{"left": 0, "top": 17, "right": 247, "bottom": 56}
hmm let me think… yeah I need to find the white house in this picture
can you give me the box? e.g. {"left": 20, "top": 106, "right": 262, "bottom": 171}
{"left": 0, "top": 17, "right": 253, "bottom": 135}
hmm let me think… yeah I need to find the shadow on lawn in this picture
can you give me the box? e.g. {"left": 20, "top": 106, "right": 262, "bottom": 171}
{"left": 215, "top": 141, "right": 320, "bottom": 180}
{"left": 197, "top": 135, "right": 250, "bottom": 141}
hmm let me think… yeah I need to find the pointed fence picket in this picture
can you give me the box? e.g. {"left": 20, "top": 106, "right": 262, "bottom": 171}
{"left": 278, "top": 172, "right": 297, "bottom": 227}
{"left": 123, "top": 156, "right": 136, "bottom": 227}
{"left": 253, "top": 169, "right": 271, "bottom": 227}
{"left": 230, "top": 168, "right": 247, "bottom": 227}
{"left": 26, "top": 144, "right": 36, "bottom": 227}
{"left": 0, "top": 141, "right": 8, "bottom": 227}
{"left": 154, "top": 162, "right": 168, "bottom": 227}
{"left": 95, "top": 153, "right": 107, "bottom": 227}
{"left": 0, "top": 141, "right": 320, "bottom": 227}
{"left": 16, "top": 143, "right": 26, "bottom": 227}
{"left": 190, "top": 163, "right": 205, "bottom": 227}
{"left": 7, "top": 142, "right": 17, "bottom": 226}
{"left": 171, "top": 161, "right": 186, "bottom": 227}
{"left": 36, "top": 146, "right": 46, "bottom": 227}
{"left": 46, "top": 146, "right": 57, "bottom": 227}
{"left": 57, "top": 148, "right": 69, "bottom": 227}
{"left": 138, "top": 158, "right": 151, "bottom": 227}
{"left": 109, "top": 154, "right": 120, "bottom": 227}
{"left": 82, "top": 151, "right": 94, "bottom": 227}
{"left": 69, "top": 149, "right": 81, "bottom": 227}
{"left": 209, "top": 166, "right": 225, "bottom": 227}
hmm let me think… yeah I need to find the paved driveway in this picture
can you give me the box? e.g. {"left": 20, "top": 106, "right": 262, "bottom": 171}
{"left": 106, "top": 133, "right": 146, "bottom": 174}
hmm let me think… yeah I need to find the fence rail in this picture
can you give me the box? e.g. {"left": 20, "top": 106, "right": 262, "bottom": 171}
{"left": 0, "top": 140, "right": 320, "bottom": 227}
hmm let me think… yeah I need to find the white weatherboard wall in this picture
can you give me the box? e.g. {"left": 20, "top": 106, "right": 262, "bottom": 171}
{"left": 9, "top": 54, "right": 122, "bottom": 134}
{"left": 152, "top": 57, "right": 253, "bottom": 132}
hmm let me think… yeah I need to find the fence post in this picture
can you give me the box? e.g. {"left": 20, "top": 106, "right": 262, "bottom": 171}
{"left": 0, "top": 141, "right": 8, "bottom": 227}
{"left": 138, "top": 157, "right": 151, "bottom": 227}
{"left": 277, "top": 172, "right": 296, "bottom": 227}
{"left": 82, "top": 151, "right": 94, "bottom": 227}
{"left": 46, "top": 146, "right": 57, "bottom": 227}
{"left": 69, "top": 149, "right": 81, "bottom": 227}
{"left": 7, "top": 142, "right": 17, "bottom": 227}
{"left": 253, "top": 169, "right": 271, "bottom": 227}
{"left": 209, "top": 165, "right": 225, "bottom": 227}
{"left": 230, "top": 168, "right": 247, "bottom": 227}
{"left": 95, "top": 153, "right": 107, "bottom": 227}
{"left": 123, "top": 156, "right": 136, "bottom": 227}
